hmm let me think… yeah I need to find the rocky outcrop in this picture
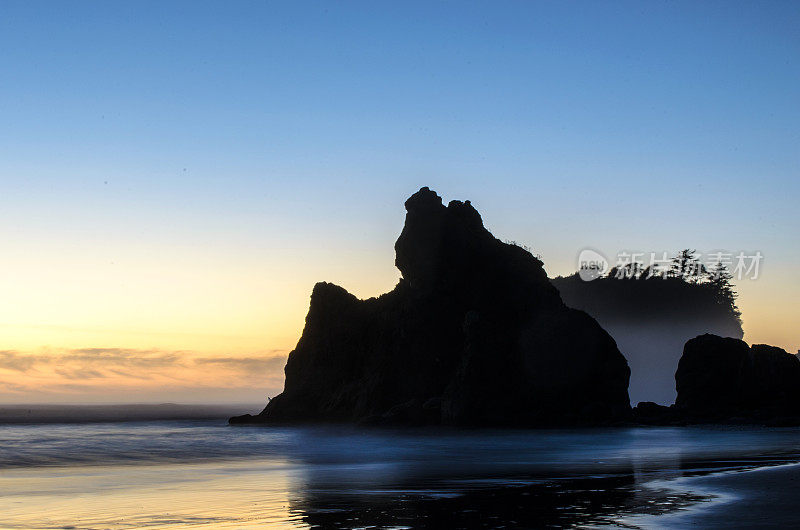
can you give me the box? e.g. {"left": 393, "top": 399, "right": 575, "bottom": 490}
{"left": 231, "top": 187, "right": 631, "bottom": 426}
{"left": 631, "top": 401, "right": 682, "bottom": 425}
{"left": 675, "top": 334, "right": 800, "bottom": 421}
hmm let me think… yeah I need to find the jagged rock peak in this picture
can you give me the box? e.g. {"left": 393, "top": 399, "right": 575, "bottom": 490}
{"left": 402, "top": 186, "right": 484, "bottom": 229}
{"left": 395, "top": 187, "right": 531, "bottom": 294}
{"left": 404, "top": 186, "right": 442, "bottom": 211}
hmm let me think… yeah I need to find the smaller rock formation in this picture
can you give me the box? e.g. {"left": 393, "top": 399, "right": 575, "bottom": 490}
{"left": 675, "top": 334, "right": 800, "bottom": 422}
{"left": 631, "top": 401, "right": 681, "bottom": 425}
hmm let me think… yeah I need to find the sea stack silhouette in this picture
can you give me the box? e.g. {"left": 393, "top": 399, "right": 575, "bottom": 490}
{"left": 231, "top": 187, "right": 631, "bottom": 426}
{"left": 675, "top": 334, "right": 800, "bottom": 421}
{"left": 633, "top": 333, "right": 800, "bottom": 425}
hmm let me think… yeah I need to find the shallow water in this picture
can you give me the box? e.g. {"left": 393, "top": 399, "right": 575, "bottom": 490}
{"left": 1, "top": 420, "right": 799, "bottom": 528}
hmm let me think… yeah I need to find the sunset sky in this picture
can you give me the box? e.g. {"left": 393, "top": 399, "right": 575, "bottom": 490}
{"left": 1, "top": 1, "right": 798, "bottom": 403}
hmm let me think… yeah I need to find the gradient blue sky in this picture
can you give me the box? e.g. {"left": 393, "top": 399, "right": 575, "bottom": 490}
{"left": 1, "top": 1, "right": 798, "bottom": 402}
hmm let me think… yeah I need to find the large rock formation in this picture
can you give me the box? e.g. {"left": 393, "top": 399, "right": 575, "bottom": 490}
{"left": 231, "top": 188, "right": 631, "bottom": 426}
{"left": 675, "top": 334, "right": 800, "bottom": 420}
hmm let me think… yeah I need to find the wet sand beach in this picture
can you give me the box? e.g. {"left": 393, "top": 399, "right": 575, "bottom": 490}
{"left": 621, "top": 462, "right": 800, "bottom": 528}
{"left": 1, "top": 418, "right": 799, "bottom": 528}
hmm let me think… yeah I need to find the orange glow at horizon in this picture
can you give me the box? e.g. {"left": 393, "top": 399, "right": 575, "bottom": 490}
{"left": 0, "top": 236, "right": 796, "bottom": 403}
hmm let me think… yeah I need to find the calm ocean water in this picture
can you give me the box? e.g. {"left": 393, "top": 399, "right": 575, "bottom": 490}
{"left": 1, "top": 412, "right": 800, "bottom": 528}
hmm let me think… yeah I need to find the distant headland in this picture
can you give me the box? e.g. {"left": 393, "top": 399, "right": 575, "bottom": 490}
{"left": 552, "top": 254, "right": 743, "bottom": 405}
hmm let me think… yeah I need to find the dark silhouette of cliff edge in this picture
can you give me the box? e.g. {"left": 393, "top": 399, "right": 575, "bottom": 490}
{"left": 230, "top": 187, "right": 631, "bottom": 426}
{"left": 552, "top": 264, "right": 743, "bottom": 405}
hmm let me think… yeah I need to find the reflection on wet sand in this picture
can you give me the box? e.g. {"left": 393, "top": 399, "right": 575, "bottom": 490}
{"left": 288, "top": 458, "right": 714, "bottom": 528}
{"left": 1, "top": 424, "right": 799, "bottom": 528}
{"left": 0, "top": 461, "right": 303, "bottom": 529}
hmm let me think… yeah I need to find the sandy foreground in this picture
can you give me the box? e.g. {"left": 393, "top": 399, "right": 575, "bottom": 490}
{"left": 619, "top": 462, "right": 800, "bottom": 528}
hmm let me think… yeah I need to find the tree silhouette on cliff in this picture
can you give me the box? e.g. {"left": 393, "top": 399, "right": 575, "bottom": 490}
{"left": 552, "top": 250, "right": 742, "bottom": 331}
